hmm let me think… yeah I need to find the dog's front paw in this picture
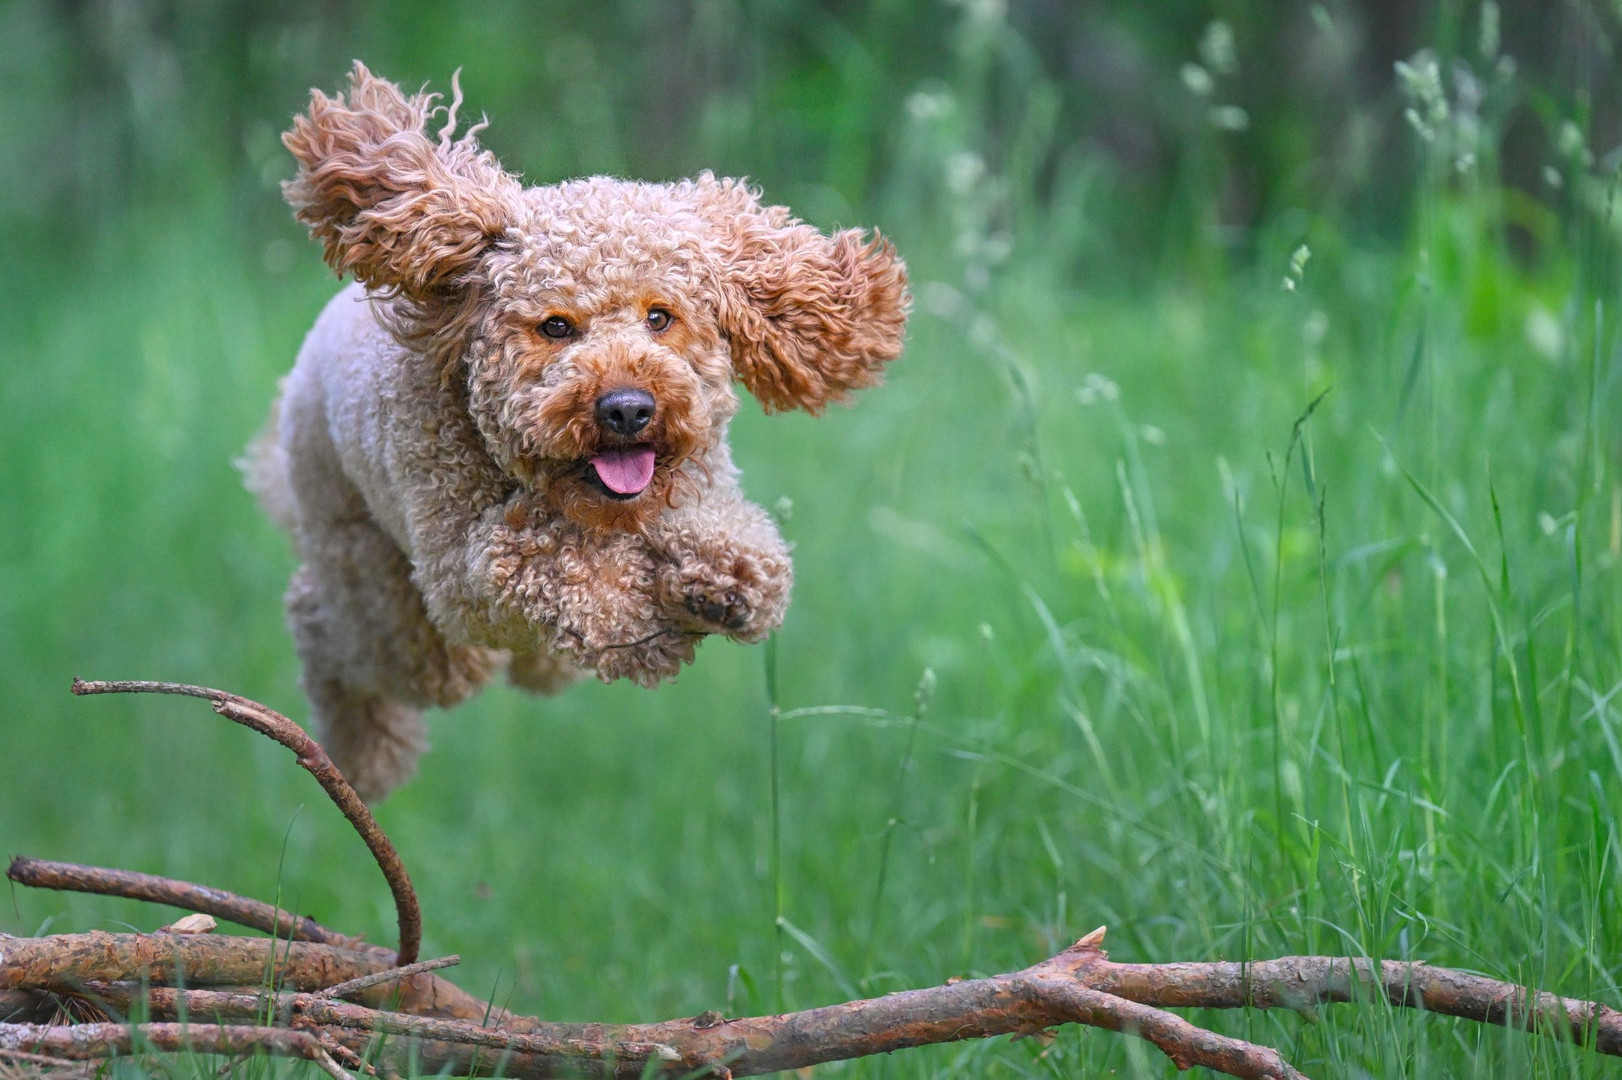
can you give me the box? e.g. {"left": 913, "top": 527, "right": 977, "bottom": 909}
{"left": 659, "top": 546, "right": 792, "bottom": 644}
{"left": 682, "top": 580, "right": 750, "bottom": 632}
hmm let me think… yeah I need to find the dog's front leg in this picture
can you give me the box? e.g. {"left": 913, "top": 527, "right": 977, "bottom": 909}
{"left": 473, "top": 495, "right": 701, "bottom": 685}
{"left": 647, "top": 491, "right": 793, "bottom": 644}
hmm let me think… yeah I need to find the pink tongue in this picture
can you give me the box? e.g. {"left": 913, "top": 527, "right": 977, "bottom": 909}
{"left": 590, "top": 447, "right": 657, "bottom": 495}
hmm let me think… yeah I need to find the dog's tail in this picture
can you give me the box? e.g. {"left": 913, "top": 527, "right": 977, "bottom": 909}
{"left": 236, "top": 387, "right": 298, "bottom": 534}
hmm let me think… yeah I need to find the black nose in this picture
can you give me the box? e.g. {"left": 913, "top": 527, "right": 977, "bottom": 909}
{"left": 595, "top": 389, "right": 656, "bottom": 436}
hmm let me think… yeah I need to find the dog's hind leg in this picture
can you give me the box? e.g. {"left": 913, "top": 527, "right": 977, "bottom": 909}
{"left": 286, "top": 540, "right": 503, "bottom": 802}
{"left": 286, "top": 527, "right": 501, "bottom": 802}
{"left": 281, "top": 394, "right": 500, "bottom": 802}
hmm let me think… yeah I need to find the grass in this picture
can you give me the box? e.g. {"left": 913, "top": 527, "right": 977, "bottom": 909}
{"left": 4, "top": 3, "right": 1622, "bottom": 1077}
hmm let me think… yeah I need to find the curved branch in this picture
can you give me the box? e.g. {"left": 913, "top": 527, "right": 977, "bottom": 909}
{"left": 70, "top": 678, "right": 422, "bottom": 966}
{"left": 6, "top": 858, "right": 382, "bottom": 955}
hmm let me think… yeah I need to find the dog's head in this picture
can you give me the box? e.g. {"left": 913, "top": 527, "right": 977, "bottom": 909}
{"left": 283, "top": 63, "right": 909, "bottom": 531}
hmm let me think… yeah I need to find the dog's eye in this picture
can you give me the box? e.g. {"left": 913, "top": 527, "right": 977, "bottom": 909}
{"left": 540, "top": 316, "right": 575, "bottom": 339}
{"left": 645, "top": 308, "right": 674, "bottom": 333}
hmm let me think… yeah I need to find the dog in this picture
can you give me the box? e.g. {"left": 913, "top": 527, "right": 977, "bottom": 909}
{"left": 242, "top": 63, "right": 908, "bottom": 801}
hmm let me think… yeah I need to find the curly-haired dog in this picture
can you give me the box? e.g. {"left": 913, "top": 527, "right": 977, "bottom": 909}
{"left": 243, "top": 63, "right": 908, "bottom": 801}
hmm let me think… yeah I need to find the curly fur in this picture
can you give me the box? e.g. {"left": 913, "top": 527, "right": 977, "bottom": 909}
{"left": 247, "top": 63, "right": 908, "bottom": 801}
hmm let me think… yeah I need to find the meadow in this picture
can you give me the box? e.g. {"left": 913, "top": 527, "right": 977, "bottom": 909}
{"left": 3, "top": 2, "right": 1620, "bottom": 1076}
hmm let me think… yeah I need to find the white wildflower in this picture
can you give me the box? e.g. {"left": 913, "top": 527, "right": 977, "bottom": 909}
{"left": 1525, "top": 305, "right": 1563, "bottom": 361}
{"left": 1479, "top": 1, "right": 1500, "bottom": 57}
{"left": 1199, "top": 20, "right": 1239, "bottom": 75}
{"left": 905, "top": 89, "right": 953, "bottom": 122}
{"left": 945, "top": 151, "right": 987, "bottom": 195}
{"left": 1558, "top": 120, "right": 1594, "bottom": 167}
{"left": 1289, "top": 244, "right": 1311, "bottom": 278}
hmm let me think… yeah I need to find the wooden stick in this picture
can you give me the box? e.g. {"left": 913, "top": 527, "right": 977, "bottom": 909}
{"left": 1086, "top": 954, "right": 1622, "bottom": 1054}
{"left": 70, "top": 678, "right": 422, "bottom": 966}
{"left": 76, "top": 987, "right": 684, "bottom": 1069}
{"left": 0, "top": 1047, "right": 89, "bottom": 1070}
{"left": 0, "top": 1022, "right": 341, "bottom": 1072}
{"left": 0, "top": 1046, "right": 104, "bottom": 1080}
{"left": 318, "top": 954, "right": 461, "bottom": 1000}
{"left": 6, "top": 858, "right": 381, "bottom": 954}
{"left": 0, "top": 933, "right": 491, "bottom": 1021}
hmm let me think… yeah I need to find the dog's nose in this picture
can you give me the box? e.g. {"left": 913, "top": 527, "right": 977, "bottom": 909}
{"left": 595, "top": 389, "right": 656, "bottom": 436}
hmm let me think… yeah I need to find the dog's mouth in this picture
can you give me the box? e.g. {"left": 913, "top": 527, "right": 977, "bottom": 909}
{"left": 584, "top": 445, "right": 657, "bottom": 500}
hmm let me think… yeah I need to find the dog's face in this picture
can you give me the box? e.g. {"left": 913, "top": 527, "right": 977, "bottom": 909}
{"left": 283, "top": 63, "right": 908, "bottom": 532}
{"left": 466, "top": 181, "right": 741, "bottom": 530}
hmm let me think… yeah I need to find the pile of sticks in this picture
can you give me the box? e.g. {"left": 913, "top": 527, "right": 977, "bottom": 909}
{"left": 3, "top": 681, "right": 1620, "bottom": 1079}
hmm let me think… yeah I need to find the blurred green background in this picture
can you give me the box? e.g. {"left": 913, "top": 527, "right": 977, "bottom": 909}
{"left": 4, "top": 1, "right": 1622, "bottom": 1075}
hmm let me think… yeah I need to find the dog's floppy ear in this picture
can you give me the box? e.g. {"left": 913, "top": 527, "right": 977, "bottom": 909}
{"left": 687, "top": 174, "right": 909, "bottom": 414}
{"left": 282, "top": 62, "right": 519, "bottom": 297}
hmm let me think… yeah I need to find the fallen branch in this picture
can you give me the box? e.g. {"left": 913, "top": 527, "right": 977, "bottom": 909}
{"left": 0, "top": 933, "right": 490, "bottom": 1020}
{"left": 18, "top": 924, "right": 1622, "bottom": 1078}
{"left": 60, "top": 987, "right": 688, "bottom": 1070}
{"left": 0, "top": 1022, "right": 352, "bottom": 1079}
{"left": 70, "top": 679, "right": 421, "bottom": 966}
{"left": 0, "top": 1046, "right": 104, "bottom": 1080}
{"left": 5, "top": 858, "right": 380, "bottom": 954}
{"left": 26, "top": 939, "right": 1304, "bottom": 1080}
{"left": 1087, "top": 955, "right": 1622, "bottom": 1055}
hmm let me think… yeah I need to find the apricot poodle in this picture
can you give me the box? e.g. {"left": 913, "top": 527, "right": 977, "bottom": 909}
{"left": 243, "top": 63, "right": 908, "bottom": 801}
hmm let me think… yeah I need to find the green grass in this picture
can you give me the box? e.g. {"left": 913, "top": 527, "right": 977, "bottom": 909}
{"left": 4, "top": 3, "right": 1622, "bottom": 1077}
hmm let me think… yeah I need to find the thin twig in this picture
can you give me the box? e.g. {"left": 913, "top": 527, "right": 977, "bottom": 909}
{"left": 6, "top": 858, "right": 382, "bottom": 954}
{"left": 309, "top": 1044, "right": 358, "bottom": 1080}
{"left": 319, "top": 955, "right": 461, "bottom": 1000}
{"left": 0, "top": 1049, "right": 84, "bottom": 1070}
{"left": 315, "top": 1035, "right": 375, "bottom": 1077}
{"left": 70, "top": 678, "right": 422, "bottom": 966}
